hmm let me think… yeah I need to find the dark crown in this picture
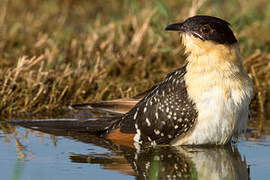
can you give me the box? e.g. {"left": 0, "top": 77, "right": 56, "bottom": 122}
{"left": 166, "top": 15, "right": 237, "bottom": 44}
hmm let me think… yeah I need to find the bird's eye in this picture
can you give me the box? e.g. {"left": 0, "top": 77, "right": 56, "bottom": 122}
{"left": 200, "top": 25, "right": 211, "bottom": 33}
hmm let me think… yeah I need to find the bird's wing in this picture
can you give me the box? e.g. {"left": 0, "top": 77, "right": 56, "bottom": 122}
{"left": 119, "top": 65, "right": 198, "bottom": 145}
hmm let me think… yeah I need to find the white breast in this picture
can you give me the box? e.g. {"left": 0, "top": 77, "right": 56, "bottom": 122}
{"left": 172, "top": 86, "right": 250, "bottom": 145}
{"left": 171, "top": 40, "right": 253, "bottom": 145}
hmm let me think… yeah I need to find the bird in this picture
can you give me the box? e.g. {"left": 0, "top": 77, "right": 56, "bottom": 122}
{"left": 10, "top": 15, "right": 253, "bottom": 147}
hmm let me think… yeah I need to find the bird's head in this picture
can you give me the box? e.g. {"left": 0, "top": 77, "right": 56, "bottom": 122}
{"left": 166, "top": 16, "right": 239, "bottom": 57}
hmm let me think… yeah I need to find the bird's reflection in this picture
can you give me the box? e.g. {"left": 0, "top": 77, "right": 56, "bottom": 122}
{"left": 70, "top": 144, "right": 249, "bottom": 180}
{"left": 6, "top": 123, "right": 250, "bottom": 180}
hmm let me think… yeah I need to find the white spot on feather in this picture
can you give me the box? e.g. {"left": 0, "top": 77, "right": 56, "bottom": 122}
{"left": 154, "top": 129, "right": 160, "bottom": 135}
{"left": 133, "top": 111, "right": 138, "bottom": 120}
{"left": 155, "top": 112, "right": 159, "bottom": 119}
{"left": 134, "top": 128, "right": 141, "bottom": 143}
{"left": 146, "top": 118, "right": 151, "bottom": 126}
{"left": 143, "top": 107, "right": 147, "bottom": 113}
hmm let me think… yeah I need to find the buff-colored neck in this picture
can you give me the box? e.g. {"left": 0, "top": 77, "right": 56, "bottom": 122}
{"left": 182, "top": 34, "right": 243, "bottom": 71}
{"left": 182, "top": 34, "right": 253, "bottom": 105}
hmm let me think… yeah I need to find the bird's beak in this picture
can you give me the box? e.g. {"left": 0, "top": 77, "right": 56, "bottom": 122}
{"left": 165, "top": 22, "right": 186, "bottom": 32}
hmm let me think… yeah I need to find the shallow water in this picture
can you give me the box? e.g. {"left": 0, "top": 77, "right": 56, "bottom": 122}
{"left": 1, "top": 117, "right": 270, "bottom": 180}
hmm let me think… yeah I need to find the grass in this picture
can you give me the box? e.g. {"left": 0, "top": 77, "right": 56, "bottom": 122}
{"left": 0, "top": 0, "right": 269, "bottom": 119}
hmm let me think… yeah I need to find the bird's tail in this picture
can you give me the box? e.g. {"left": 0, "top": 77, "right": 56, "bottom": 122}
{"left": 9, "top": 116, "right": 122, "bottom": 135}
{"left": 9, "top": 91, "right": 149, "bottom": 134}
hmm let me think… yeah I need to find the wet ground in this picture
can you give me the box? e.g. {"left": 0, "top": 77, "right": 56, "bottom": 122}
{"left": 1, "top": 115, "right": 270, "bottom": 180}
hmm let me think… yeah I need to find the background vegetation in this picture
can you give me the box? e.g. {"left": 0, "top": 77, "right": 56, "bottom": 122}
{"left": 0, "top": 0, "right": 269, "bottom": 120}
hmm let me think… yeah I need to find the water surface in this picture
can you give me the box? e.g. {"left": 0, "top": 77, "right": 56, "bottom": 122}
{"left": 1, "top": 116, "right": 270, "bottom": 180}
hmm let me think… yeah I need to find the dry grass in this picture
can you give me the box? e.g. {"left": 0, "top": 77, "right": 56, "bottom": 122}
{"left": 0, "top": 0, "right": 269, "bottom": 119}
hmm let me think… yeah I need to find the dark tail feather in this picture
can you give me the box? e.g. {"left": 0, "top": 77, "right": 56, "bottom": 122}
{"left": 9, "top": 117, "right": 122, "bottom": 134}
{"left": 70, "top": 99, "right": 139, "bottom": 115}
